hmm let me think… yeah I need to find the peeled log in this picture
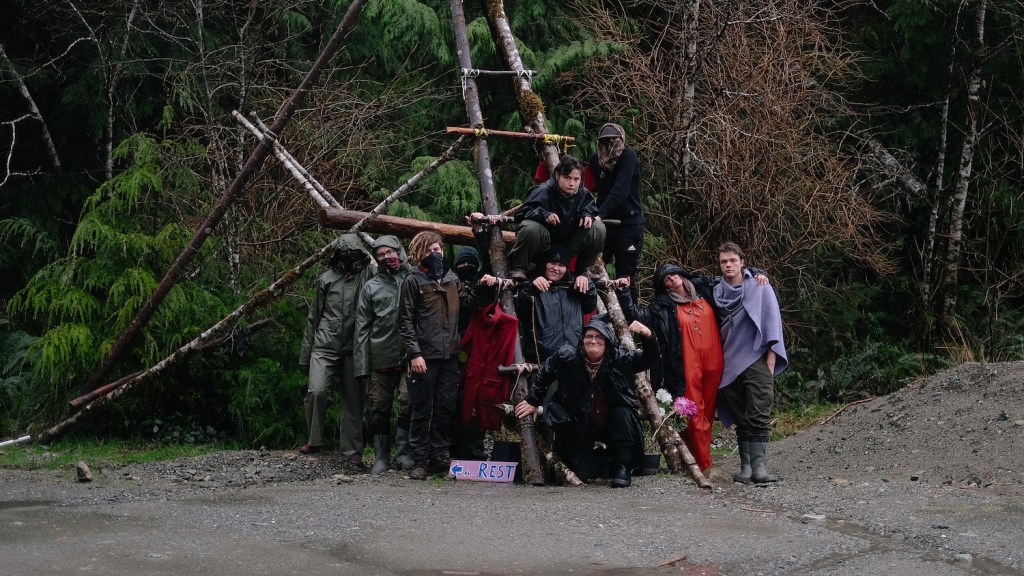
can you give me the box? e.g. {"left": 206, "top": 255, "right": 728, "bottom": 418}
{"left": 320, "top": 208, "right": 515, "bottom": 245}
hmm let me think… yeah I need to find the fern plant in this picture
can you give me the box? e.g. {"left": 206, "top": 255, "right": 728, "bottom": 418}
{"left": 8, "top": 133, "right": 228, "bottom": 412}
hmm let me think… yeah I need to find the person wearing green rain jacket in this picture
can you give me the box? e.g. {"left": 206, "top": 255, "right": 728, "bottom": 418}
{"left": 298, "top": 233, "right": 374, "bottom": 464}
{"left": 355, "top": 235, "right": 415, "bottom": 474}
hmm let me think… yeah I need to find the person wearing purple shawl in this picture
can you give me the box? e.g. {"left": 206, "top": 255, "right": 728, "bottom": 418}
{"left": 714, "top": 242, "right": 788, "bottom": 484}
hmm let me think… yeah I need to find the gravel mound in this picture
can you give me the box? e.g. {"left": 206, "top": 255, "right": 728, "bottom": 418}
{"left": 773, "top": 361, "right": 1024, "bottom": 488}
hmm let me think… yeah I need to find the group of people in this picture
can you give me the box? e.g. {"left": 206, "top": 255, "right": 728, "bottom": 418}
{"left": 298, "top": 122, "right": 788, "bottom": 487}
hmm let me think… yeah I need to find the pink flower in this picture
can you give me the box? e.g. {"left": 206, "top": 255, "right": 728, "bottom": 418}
{"left": 672, "top": 396, "right": 698, "bottom": 418}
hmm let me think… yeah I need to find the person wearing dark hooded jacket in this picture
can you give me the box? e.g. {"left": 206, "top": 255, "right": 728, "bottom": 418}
{"left": 506, "top": 155, "right": 605, "bottom": 280}
{"left": 514, "top": 318, "right": 659, "bottom": 488}
{"left": 355, "top": 235, "right": 414, "bottom": 474}
{"left": 511, "top": 243, "right": 597, "bottom": 364}
{"left": 399, "top": 231, "right": 463, "bottom": 480}
{"left": 589, "top": 123, "right": 643, "bottom": 288}
{"left": 298, "top": 233, "right": 374, "bottom": 463}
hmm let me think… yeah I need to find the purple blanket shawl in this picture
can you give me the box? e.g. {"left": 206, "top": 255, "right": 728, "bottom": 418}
{"left": 714, "top": 269, "right": 788, "bottom": 389}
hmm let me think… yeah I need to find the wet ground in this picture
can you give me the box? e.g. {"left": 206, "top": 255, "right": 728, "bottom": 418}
{"left": 1, "top": 458, "right": 1020, "bottom": 576}
{"left": 3, "top": 361, "right": 1023, "bottom": 575}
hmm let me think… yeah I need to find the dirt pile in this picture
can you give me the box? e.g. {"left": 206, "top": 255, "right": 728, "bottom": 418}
{"left": 773, "top": 360, "right": 1024, "bottom": 488}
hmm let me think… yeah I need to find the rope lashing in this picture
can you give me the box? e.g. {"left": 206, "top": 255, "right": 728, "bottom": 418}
{"left": 473, "top": 127, "right": 490, "bottom": 139}
{"left": 259, "top": 128, "right": 279, "bottom": 148}
{"left": 460, "top": 68, "right": 481, "bottom": 100}
{"left": 513, "top": 363, "right": 536, "bottom": 375}
{"left": 542, "top": 133, "right": 572, "bottom": 154}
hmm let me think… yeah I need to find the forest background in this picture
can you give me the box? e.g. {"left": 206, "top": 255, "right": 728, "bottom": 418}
{"left": 1, "top": 0, "right": 1021, "bottom": 447}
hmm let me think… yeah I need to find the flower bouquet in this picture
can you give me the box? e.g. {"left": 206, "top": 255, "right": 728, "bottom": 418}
{"left": 652, "top": 388, "right": 698, "bottom": 439}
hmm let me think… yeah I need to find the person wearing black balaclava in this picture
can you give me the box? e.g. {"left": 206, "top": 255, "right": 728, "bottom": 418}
{"left": 298, "top": 233, "right": 374, "bottom": 465}
{"left": 398, "top": 231, "right": 464, "bottom": 480}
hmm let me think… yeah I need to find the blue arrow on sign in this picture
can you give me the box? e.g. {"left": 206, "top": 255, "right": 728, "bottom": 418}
{"left": 450, "top": 464, "right": 464, "bottom": 475}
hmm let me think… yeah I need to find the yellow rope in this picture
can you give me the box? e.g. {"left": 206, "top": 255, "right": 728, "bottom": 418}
{"left": 474, "top": 127, "right": 490, "bottom": 138}
{"left": 541, "top": 133, "right": 573, "bottom": 154}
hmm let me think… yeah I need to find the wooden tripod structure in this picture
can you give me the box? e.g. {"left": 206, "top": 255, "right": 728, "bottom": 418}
{"left": 51, "top": 0, "right": 709, "bottom": 490}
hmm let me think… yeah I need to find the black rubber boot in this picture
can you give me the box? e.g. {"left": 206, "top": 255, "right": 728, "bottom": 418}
{"left": 733, "top": 438, "right": 752, "bottom": 484}
{"left": 749, "top": 435, "right": 777, "bottom": 483}
{"left": 394, "top": 427, "right": 415, "bottom": 471}
{"left": 371, "top": 434, "right": 391, "bottom": 475}
{"left": 610, "top": 447, "right": 632, "bottom": 488}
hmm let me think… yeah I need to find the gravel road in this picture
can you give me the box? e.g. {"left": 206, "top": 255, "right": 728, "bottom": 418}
{"left": 2, "top": 361, "right": 1022, "bottom": 575}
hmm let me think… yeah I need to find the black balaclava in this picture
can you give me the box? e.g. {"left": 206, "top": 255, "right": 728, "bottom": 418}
{"left": 422, "top": 252, "right": 446, "bottom": 280}
{"left": 331, "top": 250, "right": 365, "bottom": 273}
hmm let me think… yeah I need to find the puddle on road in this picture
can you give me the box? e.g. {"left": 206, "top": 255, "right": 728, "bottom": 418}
{"left": 778, "top": 508, "right": 1022, "bottom": 576}
{"left": 0, "top": 500, "right": 57, "bottom": 511}
{"left": 397, "top": 568, "right": 709, "bottom": 576}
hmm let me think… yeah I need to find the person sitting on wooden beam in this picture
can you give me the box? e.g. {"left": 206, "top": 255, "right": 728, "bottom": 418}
{"left": 514, "top": 317, "right": 659, "bottom": 488}
{"left": 505, "top": 154, "right": 606, "bottom": 282}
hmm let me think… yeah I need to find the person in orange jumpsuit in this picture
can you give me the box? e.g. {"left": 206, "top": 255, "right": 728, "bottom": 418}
{"left": 618, "top": 263, "right": 767, "bottom": 473}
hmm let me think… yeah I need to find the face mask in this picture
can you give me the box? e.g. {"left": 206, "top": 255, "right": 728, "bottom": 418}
{"left": 339, "top": 251, "right": 363, "bottom": 265}
{"left": 456, "top": 264, "right": 479, "bottom": 283}
{"left": 422, "top": 252, "right": 446, "bottom": 280}
{"left": 382, "top": 256, "right": 401, "bottom": 270}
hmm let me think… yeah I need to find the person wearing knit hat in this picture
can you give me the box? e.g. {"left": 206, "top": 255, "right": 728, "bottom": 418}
{"left": 505, "top": 242, "right": 598, "bottom": 364}
{"left": 589, "top": 122, "right": 644, "bottom": 292}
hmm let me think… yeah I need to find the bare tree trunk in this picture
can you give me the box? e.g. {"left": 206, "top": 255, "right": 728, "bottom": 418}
{"left": 80, "top": 0, "right": 369, "bottom": 394}
{"left": 451, "top": 0, "right": 545, "bottom": 486}
{"left": 865, "top": 137, "right": 928, "bottom": 198}
{"left": 920, "top": 96, "right": 950, "bottom": 317}
{"left": 0, "top": 45, "right": 61, "bottom": 173}
{"left": 481, "top": 2, "right": 560, "bottom": 171}
{"left": 677, "top": 0, "right": 700, "bottom": 187}
{"left": 66, "top": 0, "right": 139, "bottom": 180}
{"left": 942, "top": 0, "right": 988, "bottom": 320}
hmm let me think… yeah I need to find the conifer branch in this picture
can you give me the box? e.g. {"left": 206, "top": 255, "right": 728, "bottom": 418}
{"left": 78, "top": 0, "right": 369, "bottom": 395}
{"left": 39, "top": 141, "right": 468, "bottom": 441}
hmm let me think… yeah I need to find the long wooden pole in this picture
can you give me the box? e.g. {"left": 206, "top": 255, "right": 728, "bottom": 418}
{"left": 320, "top": 208, "right": 515, "bottom": 245}
{"left": 41, "top": 137, "right": 464, "bottom": 441}
{"left": 79, "top": 0, "right": 369, "bottom": 394}
{"left": 483, "top": 3, "right": 562, "bottom": 169}
{"left": 450, "top": 0, "right": 545, "bottom": 486}
{"left": 445, "top": 126, "right": 575, "bottom": 143}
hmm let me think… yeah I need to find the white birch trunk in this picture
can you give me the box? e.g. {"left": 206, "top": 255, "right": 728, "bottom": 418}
{"left": 0, "top": 45, "right": 61, "bottom": 173}
{"left": 942, "top": 0, "right": 987, "bottom": 319}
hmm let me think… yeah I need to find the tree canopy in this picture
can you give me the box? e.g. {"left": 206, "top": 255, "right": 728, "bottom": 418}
{"left": 1, "top": 0, "right": 1021, "bottom": 442}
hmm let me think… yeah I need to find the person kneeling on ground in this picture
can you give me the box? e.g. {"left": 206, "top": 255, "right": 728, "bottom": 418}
{"left": 514, "top": 318, "right": 659, "bottom": 487}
